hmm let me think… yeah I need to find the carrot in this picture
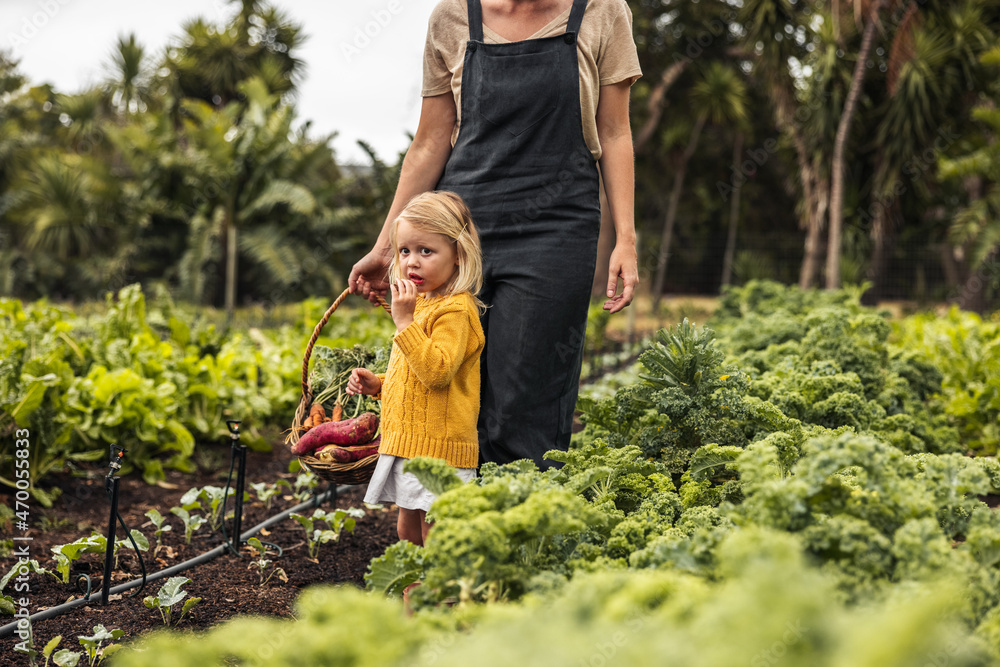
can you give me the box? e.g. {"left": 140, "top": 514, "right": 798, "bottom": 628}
{"left": 309, "top": 403, "right": 326, "bottom": 423}
{"left": 331, "top": 403, "right": 343, "bottom": 422}
{"left": 290, "top": 412, "right": 379, "bottom": 456}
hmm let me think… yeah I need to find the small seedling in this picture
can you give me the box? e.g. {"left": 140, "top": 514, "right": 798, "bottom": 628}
{"left": 1, "top": 558, "right": 59, "bottom": 598}
{"left": 143, "top": 576, "right": 201, "bottom": 627}
{"left": 77, "top": 624, "right": 125, "bottom": 666}
{"left": 144, "top": 509, "right": 171, "bottom": 557}
{"left": 245, "top": 537, "right": 287, "bottom": 586}
{"left": 177, "top": 486, "right": 205, "bottom": 513}
{"left": 292, "top": 472, "right": 319, "bottom": 503}
{"left": 51, "top": 530, "right": 148, "bottom": 582}
{"left": 40, "top": 624, "right": 126, "bottom": 667}
{"left": 170, "top": 508, "right": 207, "bottom": 545}
{"left": 113, "top": 529, "right": 149, "bottom": 569}
{"left": 289, "top": 507, "right": 364, "bottom": 559}
{"left": 250, "top": 481, "right": 288, "bottom": 511}
{"left": 50, "top": 535, "right": 105, "bottom": 584}
{"left": 179, "top": 485, "right": 249, "bottom": 531}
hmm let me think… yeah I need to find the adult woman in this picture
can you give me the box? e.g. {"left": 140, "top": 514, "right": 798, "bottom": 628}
{"left": 350, "top": 0, "right": 641, "bottom": 468}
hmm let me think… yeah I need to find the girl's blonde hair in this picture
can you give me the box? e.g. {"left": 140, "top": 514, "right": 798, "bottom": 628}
{"left": 388, "top": 190, "right": 486, "bottom": 312}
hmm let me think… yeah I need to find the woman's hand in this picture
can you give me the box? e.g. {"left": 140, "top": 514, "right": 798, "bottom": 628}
{"left": 390, "top": 279, "right": 418, "bottom": 332}
{"left": 604, "top": 242, "right": 638, "bottom": 313}
{"left": 349, "top": 248, "right": 392, "bottom": 304}
{"left": 347, "top": 368, "right": 382, "bottom": 396}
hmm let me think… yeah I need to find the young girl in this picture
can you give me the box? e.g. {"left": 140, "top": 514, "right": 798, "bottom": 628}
{"left": 347, "top": 190, "right": 485, "bottom": 545}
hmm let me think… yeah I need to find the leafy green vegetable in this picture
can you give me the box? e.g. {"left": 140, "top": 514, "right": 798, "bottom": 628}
{"left": 143, "top": 577, "right": 201, "bottom": 627}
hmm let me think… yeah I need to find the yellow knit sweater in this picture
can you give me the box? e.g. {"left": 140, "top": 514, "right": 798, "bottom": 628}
{"left": 376, "top": 292, "right": 484, "bottom": 469}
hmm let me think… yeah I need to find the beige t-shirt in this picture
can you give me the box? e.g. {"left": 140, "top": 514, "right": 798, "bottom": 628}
{"left": 422, "top": 0, "right": 642, "bottom": 160}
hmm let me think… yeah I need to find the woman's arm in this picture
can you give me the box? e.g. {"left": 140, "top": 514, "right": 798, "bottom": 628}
{"left": 596, "top": 79, "right": 638, "bottom": 314}
{"left": 349, "top": 93, "right": 457, "bottom": 300}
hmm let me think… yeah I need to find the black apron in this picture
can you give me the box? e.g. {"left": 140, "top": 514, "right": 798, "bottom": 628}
{"left": 437, "top": 0, "right": 601, "bottom": 469}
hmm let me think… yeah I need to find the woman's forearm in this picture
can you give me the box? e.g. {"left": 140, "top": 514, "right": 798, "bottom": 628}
{"left": 599, "top": 133, "right": 637, "bottom": 247}
{"left": 596, "top": 81, "right": 637, "bottom": 249}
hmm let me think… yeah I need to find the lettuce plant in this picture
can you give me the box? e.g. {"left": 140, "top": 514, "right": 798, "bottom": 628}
{"left": 289, "top": 508, "right": 363, "bottom": 559}
{"left": 43, "top": 625, "right": 125, "bottom": 667}
{"left": 144, "top": 508, "right": 171, "bottom": 556}
{"left": 246, "top": 537, "right": 287, "bottom": 586}
{"left": 143, "top": 577, "right": 201, "bottom": 627}
{"left": 250, "top": 481, "right": 288, "bottom": 511}
{"left": 170, "top": 508, "right": 207, "bottom": 545}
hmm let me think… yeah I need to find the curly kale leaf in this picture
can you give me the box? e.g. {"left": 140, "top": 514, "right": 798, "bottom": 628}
{"left": 364, "top": 540, "right": 425, "bottom": 598}
{"left": 404, "top": 457, "right": 465, "bottom": 497}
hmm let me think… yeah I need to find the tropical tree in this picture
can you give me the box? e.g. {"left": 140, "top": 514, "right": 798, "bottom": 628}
{"left": 175, "top": 77, "right": 320, "bottom": 317}
{"left": 719, "top": 130, "right": 745, "bottom": 288}
{"left": 163, "top": 0, "right": 304, "bottom": 110}
{"left": 938, "top": 45, "right": 1000, "bottom": 312}
{"left": 650, "top": 62, "right": 748, "bottom": 306}
{"left": 827, "top": 0, "right": 892, "bottom": 289}
{"left": 739, "top": 0, "right": 839, "bottom": 289}
{"left": 104, "top": 33, "right": 154, "bottom": 118}
{"left": 863, "top": 1, "right": 998, "bottom": 301}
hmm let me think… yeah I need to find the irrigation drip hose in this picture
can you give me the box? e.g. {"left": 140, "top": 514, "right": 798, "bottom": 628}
{"left": 0, "top": 484, "right": 352, "bottom": 639}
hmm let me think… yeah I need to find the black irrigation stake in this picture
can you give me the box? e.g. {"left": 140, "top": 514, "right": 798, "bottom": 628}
{"left": 227, "top": 420, "right": 247, "bottom": 551}
{"left": 101, "top": 445, "right": 126, "bottom": 606}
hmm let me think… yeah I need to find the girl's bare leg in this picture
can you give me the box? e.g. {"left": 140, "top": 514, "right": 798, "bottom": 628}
{"left": 418, "top": 509, "right": 431, "bottom": 543}
{"left": 397, "top": 508, "right": 425, "bottom": 545}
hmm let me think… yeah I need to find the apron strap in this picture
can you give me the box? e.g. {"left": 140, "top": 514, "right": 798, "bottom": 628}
{"left": 566, "top": 0, "right": 589, "bottom": 37}
{"left": 467, "top": 0, "right": 484, "bottom": 42}
{"left": 469, "top": 0, "right": 588, "bottom": 43}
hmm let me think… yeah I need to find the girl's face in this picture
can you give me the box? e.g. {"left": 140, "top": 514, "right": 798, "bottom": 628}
{"left": 395, "top": 219, "right": 459, "bottom": 297}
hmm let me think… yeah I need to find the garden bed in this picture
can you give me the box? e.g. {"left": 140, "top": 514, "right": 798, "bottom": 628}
{"left": 0, "top": 441, "right": 397, "bottom": 666}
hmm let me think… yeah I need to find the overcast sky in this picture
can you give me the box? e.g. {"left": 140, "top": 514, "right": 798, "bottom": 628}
{"left": 0, "top": 0, "right": 441, "bottom": 164}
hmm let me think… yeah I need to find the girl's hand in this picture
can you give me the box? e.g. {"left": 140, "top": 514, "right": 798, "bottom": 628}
{"left": 347, "top": 368, "right": 382, "bottom": 396}
{"left": 390, "top": 279, "right": 417, "bottom": 332}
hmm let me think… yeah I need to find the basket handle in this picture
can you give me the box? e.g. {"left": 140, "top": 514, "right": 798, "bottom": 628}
{"left": 300, "top": 288, "right": 392, "bottom": 401}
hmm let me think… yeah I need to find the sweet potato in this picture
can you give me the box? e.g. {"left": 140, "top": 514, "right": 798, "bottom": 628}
{"left": 290, "top": 412, "right": 379, "bottom": 456}
{"left": 316, "top": 436, "right": 381, "bottom": 463}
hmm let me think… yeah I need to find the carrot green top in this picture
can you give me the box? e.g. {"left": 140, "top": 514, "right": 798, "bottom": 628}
{"left": 376, "top": 292, "right": 484, "bottom": 468}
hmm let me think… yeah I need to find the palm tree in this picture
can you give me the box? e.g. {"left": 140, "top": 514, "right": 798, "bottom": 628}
{"left": 938, "top": 45, "right": 1000, "bottom": 312}
{"left": 720, "top": 130, "right": 745, "bottom": 288}
{"left": 827, "top": 0, "right": 892, "bottom": 289}
{"left": 177, "top": 77, "right": 318, "bottom": 318}
{"left": 163, "top": 1, "right": 304, "bottom": 110}
{"left": 651, "top": 62, "right": 748, "bottom": 307}
{"left": 864, "top": 2, "right": 996, "bottom": 300}
{"left": 739, "top": 0, "right": 837, "bottom": 289}
{"left": 104, "top": 33, "right": 153, "bottom": 117}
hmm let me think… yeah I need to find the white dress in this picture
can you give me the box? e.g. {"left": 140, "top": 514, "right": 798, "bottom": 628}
{"left": 363, "top": 454, "right": 476, "bottom": 512}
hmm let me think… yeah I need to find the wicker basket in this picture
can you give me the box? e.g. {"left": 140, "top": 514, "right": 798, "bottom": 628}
{"left": 285, "top": 287, "right": 390, "bottom": 485}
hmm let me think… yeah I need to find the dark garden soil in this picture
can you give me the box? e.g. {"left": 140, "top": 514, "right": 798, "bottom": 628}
{"left": 0, "top": 439, "right": 398, "bottom": 666}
